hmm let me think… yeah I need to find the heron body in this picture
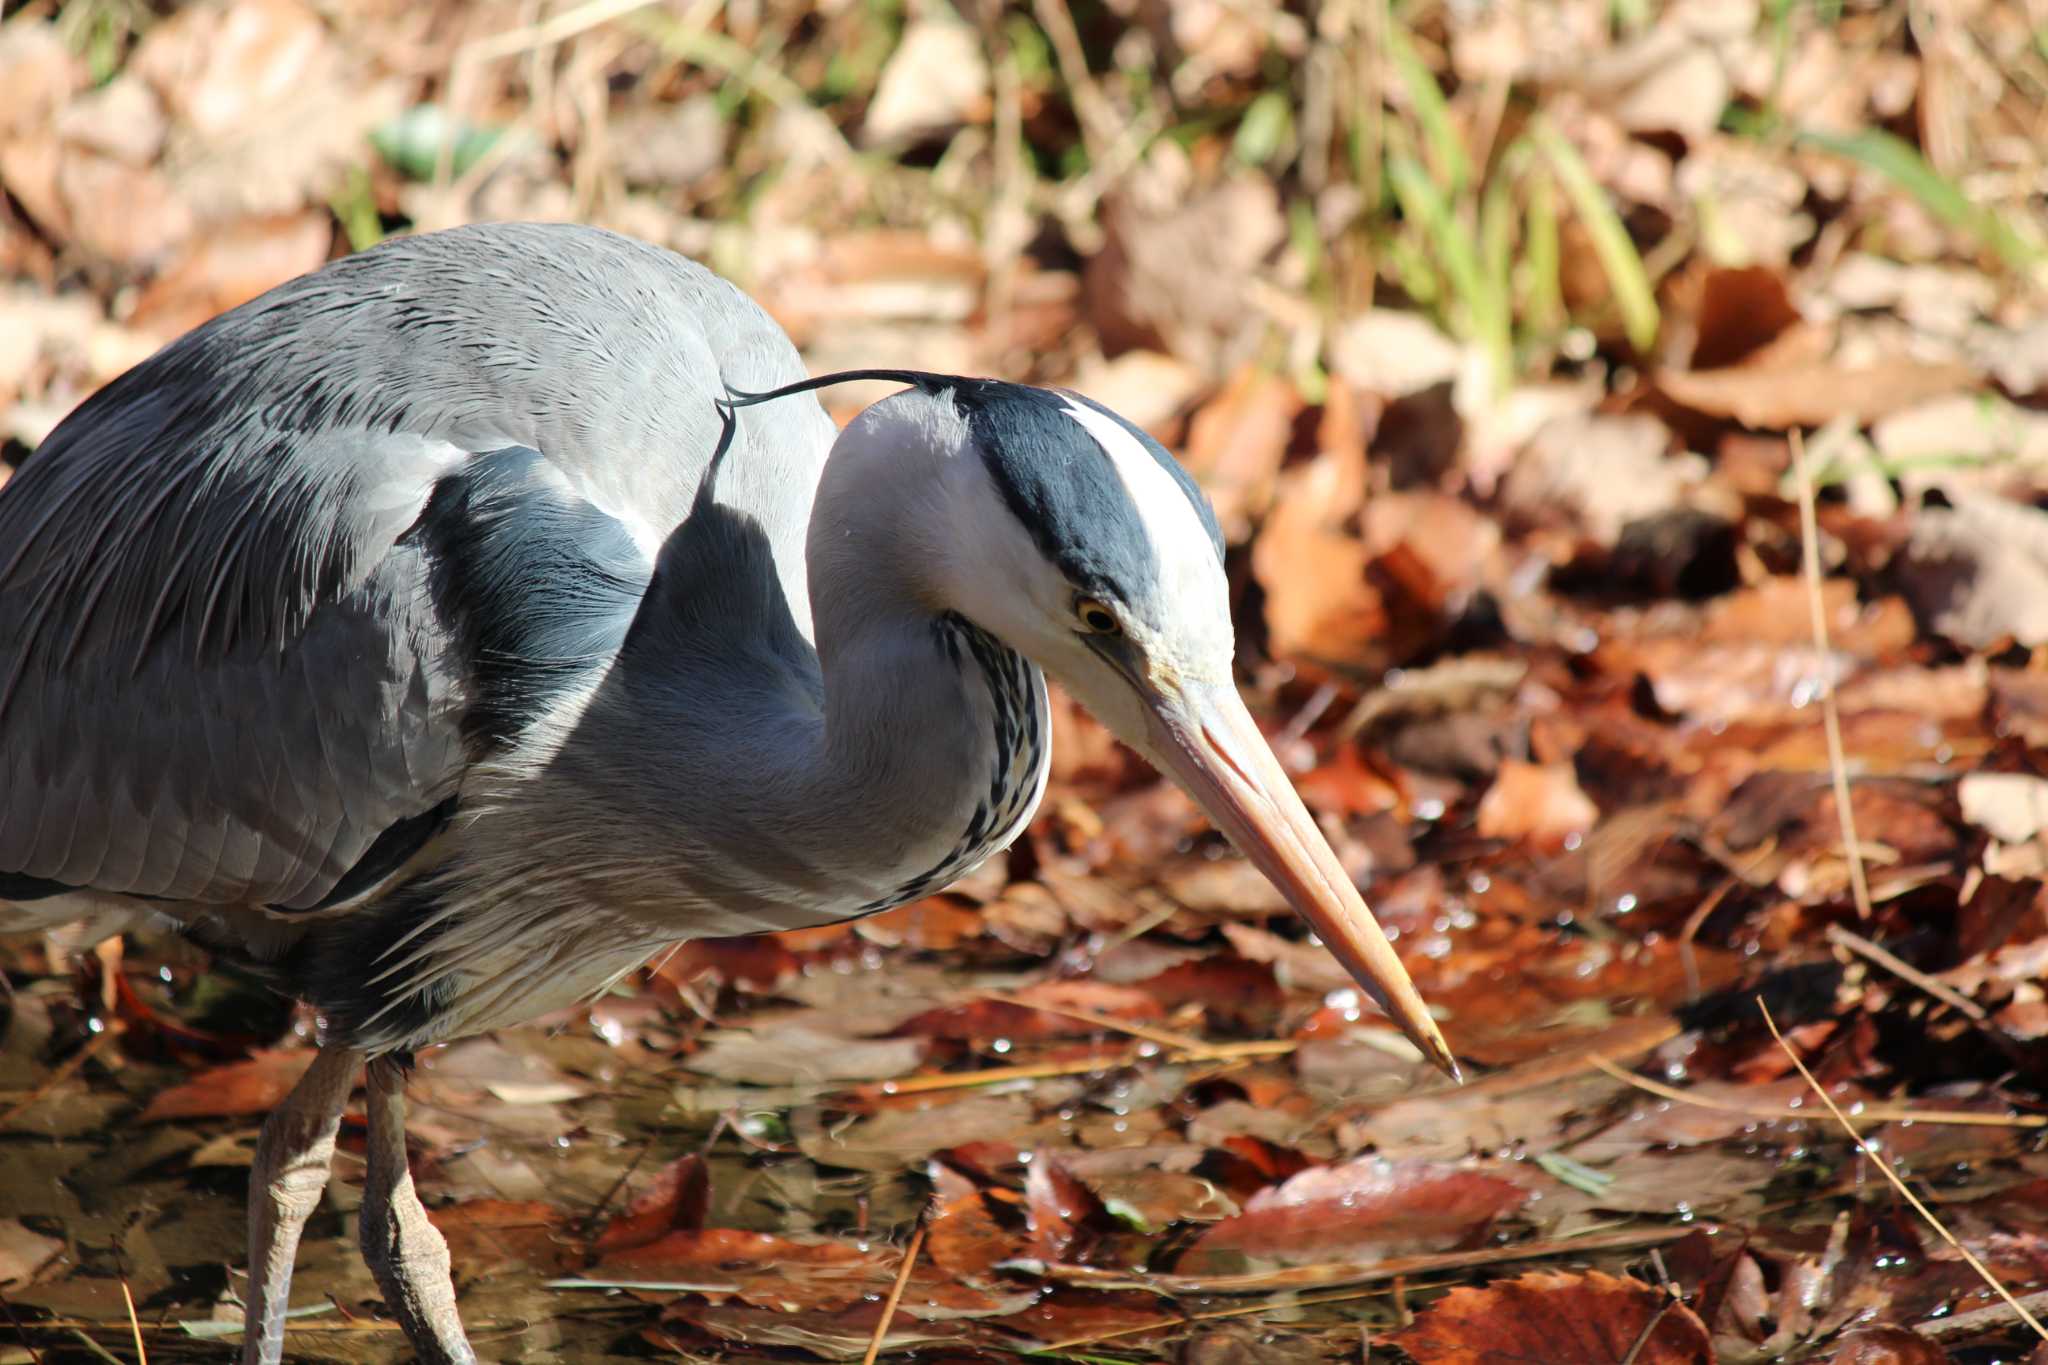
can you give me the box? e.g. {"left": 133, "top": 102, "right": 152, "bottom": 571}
{"left": 0, "top": 222, "right": 1449, "bottom": 1363}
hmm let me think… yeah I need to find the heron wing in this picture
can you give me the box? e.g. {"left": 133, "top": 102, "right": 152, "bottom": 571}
{"left": 0, "top": 224, "right": 803, "bottom": 912}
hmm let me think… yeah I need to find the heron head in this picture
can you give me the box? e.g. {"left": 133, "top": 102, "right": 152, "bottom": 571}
{"left": 734, "top": 372, "right": 1455, "bottom": 1078}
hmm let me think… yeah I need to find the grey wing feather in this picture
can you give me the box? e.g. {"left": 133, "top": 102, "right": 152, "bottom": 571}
{"left": 0, "top": 221, "right": 824, "bottom": 912}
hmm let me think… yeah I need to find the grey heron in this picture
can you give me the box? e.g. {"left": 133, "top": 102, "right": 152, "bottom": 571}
{"left": 0, "top": 221, "right": 1453, "bottom": 1363}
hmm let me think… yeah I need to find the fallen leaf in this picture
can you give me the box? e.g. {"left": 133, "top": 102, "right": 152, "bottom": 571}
{"left": 140, "top": 1048, "right": 316, "bottom": 1121}
{"left": 1959, "top": 773, "right": 2048, "bottom": 846}
{"left": 1389, "top": 1270, "right": 1712, "bottom": 1363}
{"left": 1027, "top": 1149, "right": 1108, "bottom": 1263}
{"left": 1499, "top": 412, "right": 1697, "bottom": 546}
{"left": 1656, "top": 357, "right": 1978, "bottom": 429}
{"left": 127, "top": 211, "right": 332, "bottom": 338}
{"left": 1176, "top": 1157, "right": 1528, "bottom": 1272}
{"left": 594, "top": 1153, "right": 709, "bottom": 1254}
{"left": 426, "top": 1198, "right": 573, "bottom": 1274}
{"left": 1901, "top": 491, "right": 2048, "bottom": 648}
{"left": 1180, "top": 365, "right": 1301, "bottom": 542}
{"left": 1824, "top": 1327, "right": 1955, "bottom": 1364}
{"left": 684, "top": 1025, "right": 927, "bottom": 1084}
{"left": 0, "top": 1218, "right": 62, "bottom": 1287}
{"left": 601, "top": 1227, "right": 884, "bottom": 1311}
{"left": 1330, "top": 310, "right": 1466, "bottom": 399}
{"left": 862, "top": 16, "right": 989, "bottom": 145}
{"left": 1086, "top": 168, "right": 1285, "bottom": 373}
{"left": 926, "top": 1186, "right": 1021, "bottom": 1280}
{"left": 1475, "top": 761, "right": 1599, "bottom": 845}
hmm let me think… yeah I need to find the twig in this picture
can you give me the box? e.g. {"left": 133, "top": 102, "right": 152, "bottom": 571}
{"left": 0, "top": 1022, "right": 121, "bottom": 1129}
{"left": 864, "top": 1039, "right": 1298, "bottom": 1098}
{"left": 1022, "top": 1223, "right": 1694, "bottom": 1297}
{"left": 1790, "top": 428, "right": 1874, "bottom": 920}
{"left": 1617, "top": 1299, "right": 1673, "bottom": 1365}
{"left": 0, "top": 1287, "right": 46, "bottom": 1365}
{"left": 1029, "top": 0, "right": 1114, "bottom": 166}
{"left": 862, "top": 1223, "right": 925, "bottom": 1365}
{"left": 1916, "top": 1287, "right": 2048, "bottom": 1343}
{"left": 1586, "top": 1054, "right": 2043, "bottom": 1128}
{"left": 1824, "top": 923, "right": 1986, "bottom": 1021}
{"left": 1759, "top": 997, "right": 2048, "bottom": 1343}
{"left": 1035, "top": 1278, "right": 1458, "bottom": 1352}
{"left": 64, "top": 1330, "right": 124, "bottom": 1365}
{"left": 977, "top": 992, "right": 1210, "bottom": 1052}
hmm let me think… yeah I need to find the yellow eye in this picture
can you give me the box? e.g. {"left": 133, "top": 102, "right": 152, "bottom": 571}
{"left": 1075, "top": 598, "right": 1120, "bottom": 634}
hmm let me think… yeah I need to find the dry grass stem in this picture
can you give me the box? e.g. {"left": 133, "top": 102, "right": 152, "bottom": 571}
{"left": 1824, "top": 923, "right": 1987, "bottom": 1021}
{"left": 1031, "top": 1224, "right": 1696, "bottom": 1297}
{"left": 862, "top": 1222, "right": 925, "bottom": 1365}
{"left": 1759, "top": 997, "right": 2048, "bottom": 1343}
{"left": 976, "top": 992, "right": 1212, "bottom": 1051}
{"left": 118, "top": 1281, "right": 146, "bottom": 1365}
{"left": 1587, "top": 1054, "right": 2042, "bottom": 1128}
{"left": 1791, "top": 428, "right": 1875, "bottom": 920}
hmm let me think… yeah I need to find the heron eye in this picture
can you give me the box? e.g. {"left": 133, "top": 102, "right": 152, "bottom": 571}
{"left": 1075, "top": 598, "right": 1120, "bottom": 634}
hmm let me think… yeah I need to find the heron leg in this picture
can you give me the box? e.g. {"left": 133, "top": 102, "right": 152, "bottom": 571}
{"left": 242, "top": 1043, "right": 362, "bottom": 1365}
{"left": 359, "top": 1055, "right": 477, "bottom": 1365}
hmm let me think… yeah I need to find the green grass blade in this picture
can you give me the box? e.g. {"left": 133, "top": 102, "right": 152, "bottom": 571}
{"left": 1385, "top": 24, "right": 1470, "bottom": 198}
{"left": 1795, "top": 126, "right": 2045, "bottom": 272}
{"left": 1531, "top": 116, "right": 1660, "bottom": 352}
{"left": 1388, "top": 152, "right": 1510, "bottom": 389}
{"left": 1522, "top": 160, "right": 1565, "bottom": 335}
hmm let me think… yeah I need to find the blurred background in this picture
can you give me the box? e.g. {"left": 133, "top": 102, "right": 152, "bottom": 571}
{"left": 7, "top": 0, "right": 2048, "bottom": 1361}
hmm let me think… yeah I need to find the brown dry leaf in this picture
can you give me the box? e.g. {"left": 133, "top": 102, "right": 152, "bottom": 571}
{"left": 1678, "top": 264, "right": 1805, "bottom": 370}
{"left": 140, "top": 1047, "right": 316, "bottom": 1121}
{"left": 1572, "top": 4, "right": 1738, "bottom": 139}
{"left": 593, "top": 1154, "right": 709, "bottom": 1255}
{"left": 127, "top": 212, "right": 332, "bottom": 338}
{"left": 861, "top": 16, "right": 989, "bottom": 146}
{"left": 130, "top": 0, "right": 402, "bottom": 222}
{"left": 893, "top": 982, "right": 1162, "bottom": 1042}
{"left": 1086, "top": 165, "right": 1285, "bottom": 374}
{"left": 1175, "top": 1157, "right": 1528, "bottom": 1272}
{"left": 795, "top": 1094, "right": 1057, "bottom": 1174}
{"left": 600, "top": 1227, "right": 883, "bottom": 1312}
{"left": 0, "top": 24, "right": 82, "bottom": 138}
{"left": 1389, "top": 1270, "right": 1712, "bottom": 1363}
{"left": 55, "top": 152, "right": 195, "bottom": 269}
{"left": 1181, "top": 366, "right": 1302, "bottom": 542}
{"left": 1475, "top": 761, "right": 1599, "bottom": 845}
{"left": 683, "top": 1025, "right": 927, "bottom": 1084}
{"left": 1068, "top": 349, "right": 1205, "bottom": 434}
{"left": 853, "top": 895, "right": 983, "bottom": 951}
{"left": 1499, "top": 412, "right": 1696, "bottom": 546}
{"left": 1218, "top": 922, "right": 1353, "bottom": 995}
{"left": 1959, "top": 774, "right": 2048, "bottom": 846}
{"left": 1252, "top": 448, "right": 1380, "bottom": 665}
{"left": 426, "top": 1198, "right": 574, "bottom": 1274}
{"left": 1330, "top": 310, "right": 1466, "bottom": 399}
{"left": 1027, "top": 1149, "right": 1107, "bottom": 1263}
{"left": 1901, "top": 491, "right": 2048, "bottom": 648}
{"left": 1656, "top": 356, "right": 1978, "bottom": 428}
{"left": 0, "top": 1218, "right": 62, "bottom": 1287}
{"left": 925, "top": 1186, "right": 1021, "bottom": 1280}
{"left": 660, "top": 935, "right": 802, "bottom": 992}
{"left": 1824, "top": 1328, "right": 1956, "bottom": 1364}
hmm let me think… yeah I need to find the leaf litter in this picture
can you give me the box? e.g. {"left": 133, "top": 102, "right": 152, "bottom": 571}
{"left": 6, "top": 0, "right": 2048, "bottom": 1361}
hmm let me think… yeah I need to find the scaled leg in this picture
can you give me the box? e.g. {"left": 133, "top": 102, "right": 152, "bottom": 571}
{"left": 242, "top": 1043, "right": 362, "bottom": 1365}
{"left": 359, "top": 1054, "right": 476, "bottom": 1365}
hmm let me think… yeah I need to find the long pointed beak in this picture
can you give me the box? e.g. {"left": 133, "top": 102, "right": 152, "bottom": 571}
{"left": 1142, "top": 680, "right": 1460, "bottom": 1079}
